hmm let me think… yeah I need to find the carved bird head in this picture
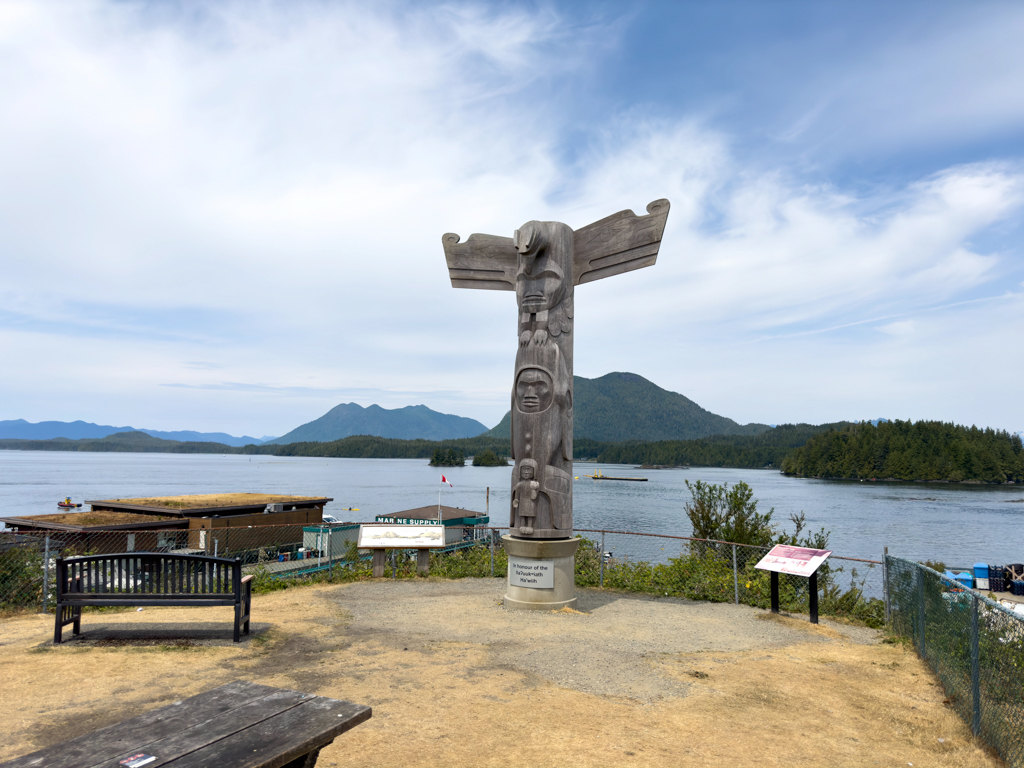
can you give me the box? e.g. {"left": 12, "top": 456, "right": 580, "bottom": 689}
{"left": 513, "top": 221, "right": 546, "bottom": 273}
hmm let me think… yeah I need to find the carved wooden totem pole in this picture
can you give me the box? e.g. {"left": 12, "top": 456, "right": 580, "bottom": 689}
{"left": 442, "top": 200, "right": 671, "bottom": 542}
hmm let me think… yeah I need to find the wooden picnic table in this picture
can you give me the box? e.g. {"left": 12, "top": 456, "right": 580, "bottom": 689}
{"left": 0, "top": 680, "right": 371, "bottom": 768}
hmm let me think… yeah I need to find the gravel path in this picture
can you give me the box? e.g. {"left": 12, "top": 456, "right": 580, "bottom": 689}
{"left": 331, "top": 578, "right": 879, "bottom": 701}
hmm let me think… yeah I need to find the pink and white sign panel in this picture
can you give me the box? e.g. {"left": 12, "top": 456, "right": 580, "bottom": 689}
{"left": 755, "top": 545, "right": 832, "bottom": 578}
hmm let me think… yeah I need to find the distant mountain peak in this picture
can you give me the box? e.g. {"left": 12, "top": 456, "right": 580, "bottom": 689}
{"left": 266, "top": 402, "right": 489, "bottom": 444}
{"left": 486, "top": 372, "right": 770, "bottom": 442}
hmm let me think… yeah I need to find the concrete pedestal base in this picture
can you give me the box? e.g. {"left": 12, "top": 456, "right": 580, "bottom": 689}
{"left": 502, "top": 535, "right": 580, "bottom": 611}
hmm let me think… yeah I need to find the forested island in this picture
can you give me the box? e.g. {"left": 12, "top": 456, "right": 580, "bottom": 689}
{"left": 429, "top": 448, "right": 465, "bottom": 467}
{"left": 596, "top": 423, "right": 847, "bottom": 469}
{"left": 781, "top": 420, "right": 1024, "bottom": 483}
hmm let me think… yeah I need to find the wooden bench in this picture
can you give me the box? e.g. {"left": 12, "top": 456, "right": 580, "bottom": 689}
{"left": 0, "top": 680, "right": 371, "bottom": 768}
{"left": 54, "top": 552, "right": 253, "bottom": 644}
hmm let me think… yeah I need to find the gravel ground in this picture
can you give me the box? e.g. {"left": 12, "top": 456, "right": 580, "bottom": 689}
{"left": 331, "top": 578, "right": 878, "bottom": 701}
{"left": 1, "top": 579, "right": 997, "bottom": 768}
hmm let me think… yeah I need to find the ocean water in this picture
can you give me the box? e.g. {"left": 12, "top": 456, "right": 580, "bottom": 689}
{"left": 1, "top": 450, "right": 1022, "bottom": 567}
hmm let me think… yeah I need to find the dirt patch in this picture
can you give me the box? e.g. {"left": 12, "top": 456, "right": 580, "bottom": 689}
{"left": 0, "top": 578, "right": 1000, "bottom": 768}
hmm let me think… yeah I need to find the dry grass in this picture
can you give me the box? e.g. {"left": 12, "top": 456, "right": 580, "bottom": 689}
{"left": 0, "top": 583, "right": 1004, "bottom": 768}
{"left": 19, "top": 511, "right": 177, "bottom": 526}
{"left": 94, "top": 493, "right": 324, "bottom": 510}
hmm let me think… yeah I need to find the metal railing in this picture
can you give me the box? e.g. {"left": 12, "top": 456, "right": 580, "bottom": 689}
{"left": 886, "top": 556, "right": 1024, "bottom": 767}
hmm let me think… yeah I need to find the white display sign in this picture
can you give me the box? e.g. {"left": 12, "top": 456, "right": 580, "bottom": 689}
{"left": 357, "top": 524, "right": 446, "bottom": 549}
{"left": 755, "top": 545, "right": 832, "bottom": 578}
{"left": 508, "top": 556, "right": 554, "bottom": 589}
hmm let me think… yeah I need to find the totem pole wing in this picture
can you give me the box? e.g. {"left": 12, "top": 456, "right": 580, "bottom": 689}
{"left": 442, "top": 232, "right": 518, "bottom": 291}
{"left": 572, "top": 199, "right": 670, "bottom": 286}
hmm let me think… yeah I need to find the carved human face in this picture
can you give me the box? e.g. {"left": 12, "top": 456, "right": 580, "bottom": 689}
{"left": 515, "top": 368, "right": 553, "bottom": 412}
{"left": 515, "top": 221, "right": 566, "bottom": 313}
{"left": 520, "top": 465, "right": 534, "bottom": 480}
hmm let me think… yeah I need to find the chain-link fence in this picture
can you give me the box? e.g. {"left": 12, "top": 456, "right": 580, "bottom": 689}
{"left": 886, "top": 556, "right": 1024, "bottom": 767}
{"left": 1, "top": 524, "right": 883, "bottom": 626}
{"left": 574, "top": 529, "right": 885, "bottom": 626}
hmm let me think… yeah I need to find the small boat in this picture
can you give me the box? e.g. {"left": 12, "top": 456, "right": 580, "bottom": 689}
{"left": 583, "top": 469, "right": 647, "bottom": 482}
{"left": 57, "top": 497, "right": 82, "bottom": 509}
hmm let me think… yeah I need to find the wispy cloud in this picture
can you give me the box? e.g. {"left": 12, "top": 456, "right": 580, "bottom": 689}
{"left": 0, "top": 1, "right": 1022, "bottom": 435}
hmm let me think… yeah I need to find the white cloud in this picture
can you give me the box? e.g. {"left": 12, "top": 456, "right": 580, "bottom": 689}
{"left": 0, "top": 1, "right": 1022, "bottom": 435}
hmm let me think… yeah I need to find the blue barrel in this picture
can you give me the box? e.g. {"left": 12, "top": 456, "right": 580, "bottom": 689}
{"left": 974, "top": 563, "right": 989, "bottom": 580}
{"left": 955, "top": 572, "right": 974, "bottom": 589}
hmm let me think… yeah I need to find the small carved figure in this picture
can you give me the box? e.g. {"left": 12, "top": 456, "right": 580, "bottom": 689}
{"left": 511, "top": 460, "right": 541, "bottom": 535}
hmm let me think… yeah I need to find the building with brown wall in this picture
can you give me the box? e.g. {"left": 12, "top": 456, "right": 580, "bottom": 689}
{"left": 0, "top": 494, "right": 333, "bottom": 556}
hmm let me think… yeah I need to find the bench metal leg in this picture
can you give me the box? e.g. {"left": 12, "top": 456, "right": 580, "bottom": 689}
{"left": 243, "top": 585, "right": 251, "bottom": 636}
{"left": 234, "top": 582, "right": 252, "bottom": 642}
{"left": 54, "top": 605, "right": 82, "bottom": 644}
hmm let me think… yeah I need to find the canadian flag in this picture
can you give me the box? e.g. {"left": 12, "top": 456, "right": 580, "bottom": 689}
{"left": 441, "top": 475, "right": 453, "bottom": 487}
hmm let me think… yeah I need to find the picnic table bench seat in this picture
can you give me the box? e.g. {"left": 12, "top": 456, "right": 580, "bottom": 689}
{"left": 0, "top": 680, "right": 371, "bottom": 768}
{"left": 54, "top": 552, "right": 253, "bottom": 644}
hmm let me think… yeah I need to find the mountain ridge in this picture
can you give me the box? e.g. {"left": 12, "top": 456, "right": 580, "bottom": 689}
{"left": 0, "top": 419, "right": 264, "bottom": 447}
{"left": 487, "top": 372, "right": 771, "bottom": 442}
{"left": 266, "top": 402, "right": 490, "bottom": 444}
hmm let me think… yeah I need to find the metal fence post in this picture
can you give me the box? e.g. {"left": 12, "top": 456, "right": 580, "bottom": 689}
{"left": 732, "top": 544, "right": 739, "bottom": 605}
{"left": 971, "top": 594, "right": 981, "bottom": 736}
{"left": 490, "top": 533, "right": 495, "bottom": 577}
{"left": 883, "top": 546, "right": 890, "bottom": 623}
{"left": 42, "top": 535, "right": 50, "bottom": 613}
{"left": 917, "top": 566, "right": 927, "bottom": 659}
{"left": 599, "top": 531, "right": 605, "bottom": 588}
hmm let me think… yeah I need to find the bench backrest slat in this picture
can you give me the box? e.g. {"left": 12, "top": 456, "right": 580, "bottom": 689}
{"left": 57, "top": 553, "right": 243, "bottom": 599}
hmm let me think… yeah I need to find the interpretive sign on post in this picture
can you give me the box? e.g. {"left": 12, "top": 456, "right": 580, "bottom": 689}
{"left": 755, "top": 545, "right": 832, "bottom": 577}
{"left": 508, "top": 556, "right": 554, "bottom": 589}
{"left": 358, "top": 524, "right": 446, "bottom": 578}
{"left": 755, "top": 545, "right": 833, "bottom": 624}
{"left": 357, "top": 525, "right": 446, "bottom": 549}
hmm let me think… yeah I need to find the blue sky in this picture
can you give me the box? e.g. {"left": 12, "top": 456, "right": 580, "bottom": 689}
{"left": 1, "top": 0, "right": 1023, "bottom": 437}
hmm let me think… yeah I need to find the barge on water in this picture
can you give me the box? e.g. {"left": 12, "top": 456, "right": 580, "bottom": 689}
{"left": 583, "top": 469, "right": 648, "bottom": 482}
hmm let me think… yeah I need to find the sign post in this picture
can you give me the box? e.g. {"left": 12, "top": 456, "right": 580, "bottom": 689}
{"left": 755, "top": 545, "right": 832, "bottom": 624}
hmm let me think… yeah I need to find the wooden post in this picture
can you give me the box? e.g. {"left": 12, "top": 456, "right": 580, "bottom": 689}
{"left": 809, "top": 570, "right": 819, "bottom": 624}
{"left": 372, "top": 550, "right": 386, "bottom": 579}
{"left": 770, "top": 571, "right": 779, "bottom": 614}
{"left": 417, "top": 549, "right": 429, "bottom": 576}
